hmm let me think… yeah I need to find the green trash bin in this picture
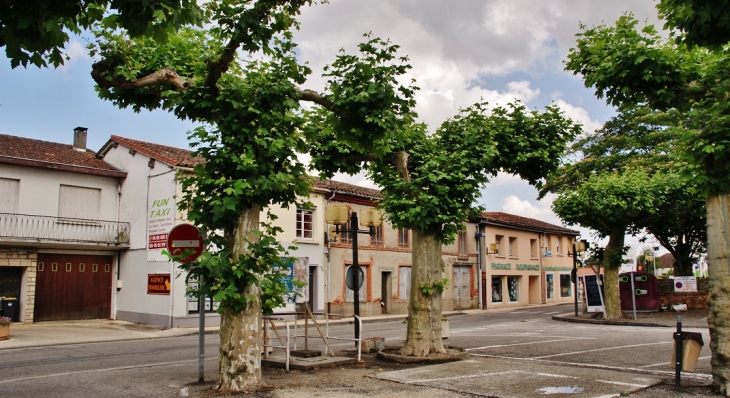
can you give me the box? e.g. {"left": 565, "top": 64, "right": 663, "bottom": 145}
{"left": 2, "top": 297, "right": 18, "bottom": 322}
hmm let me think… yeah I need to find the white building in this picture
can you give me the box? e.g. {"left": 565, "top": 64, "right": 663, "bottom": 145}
{"left": 0, "top": 129, "right": 129, "bottom": 323}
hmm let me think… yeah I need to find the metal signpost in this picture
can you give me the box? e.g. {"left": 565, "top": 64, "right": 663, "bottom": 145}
{"left": 166, "top": 224, "right": 205, "bottom": 382}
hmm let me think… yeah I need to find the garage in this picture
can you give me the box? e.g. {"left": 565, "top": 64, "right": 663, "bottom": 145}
{"left": 35, "top": 254, "right": 114, "bottom": 321}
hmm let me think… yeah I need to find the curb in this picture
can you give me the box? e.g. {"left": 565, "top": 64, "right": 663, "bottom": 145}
{"left": 552, "top": 315, "right": 669, "bottom": 328}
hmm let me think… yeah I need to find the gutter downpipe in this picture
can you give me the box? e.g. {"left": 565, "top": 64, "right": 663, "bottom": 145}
{"left": 325, "top": 190, "right": 336, "bottom": 316}
{"left": 539, "top": 232, "right": 546, "bottom": 304}
{"left": 476, "top": 221, "right": 486, "bottom": 309}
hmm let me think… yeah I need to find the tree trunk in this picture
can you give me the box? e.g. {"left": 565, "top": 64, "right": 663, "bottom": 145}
{"left": 602, "top": 230, "right": 625, "bottom": 320}
{"left": 401, "top": 229, "right": 446, "bottom": 356}
{"left": 706, "top": 193, "right": 730, "bottom": 395}
{"left": 216, "top": 206, "right": 263, "bottom": 392}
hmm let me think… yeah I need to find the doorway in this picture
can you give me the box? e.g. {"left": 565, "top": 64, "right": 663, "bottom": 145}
{"left": 452, "top": 265, "right": 471, "bottom": 309}
{"left": 380, "top": 271, "right": 392, "bottom": 314}
{"left": 308, "top": 265, "right": 317, "bottom": 313}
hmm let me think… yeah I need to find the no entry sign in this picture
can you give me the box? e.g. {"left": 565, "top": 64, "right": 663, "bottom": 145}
{"left": 167, "top": 224, "right": 204, "bottom": 263}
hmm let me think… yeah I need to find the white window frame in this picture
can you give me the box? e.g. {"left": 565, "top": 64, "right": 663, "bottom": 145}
{"left": 296, "top": 208, "right": 314, "bottom": 240}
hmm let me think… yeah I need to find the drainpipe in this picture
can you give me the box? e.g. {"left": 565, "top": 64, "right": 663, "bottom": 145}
{"left": 325, "top": 190, "right": 336, "bottom": 315}
{"left": 539, "top": 232, "right": 546, "bottom": 304}
{"left": 475, "top": 221, "right": 485, "bottom": 309}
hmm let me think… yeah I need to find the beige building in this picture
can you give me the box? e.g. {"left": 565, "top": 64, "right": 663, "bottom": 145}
{"left": 476, "top": 212, "right": 579, "bottom": 309}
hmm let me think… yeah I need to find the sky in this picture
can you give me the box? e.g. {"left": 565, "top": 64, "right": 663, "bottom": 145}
{"left": 0, "top": 1, "right": 665, "bottom": 257}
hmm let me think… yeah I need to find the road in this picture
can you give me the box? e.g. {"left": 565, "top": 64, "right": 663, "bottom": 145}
{"left": 0, "top": 304, "right": 712, "bottom": 397}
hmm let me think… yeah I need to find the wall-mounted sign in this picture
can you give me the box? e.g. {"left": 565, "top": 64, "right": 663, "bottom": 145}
{"left": 674, "top": 276, "right": 697, "bottom": 292}
{"left": 147, "top": 273, "right": 171, "bottom": 295}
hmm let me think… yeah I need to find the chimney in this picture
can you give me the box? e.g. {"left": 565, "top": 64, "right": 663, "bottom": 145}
{"left": 73, "top": 127, "right": 88, "bottom": 152}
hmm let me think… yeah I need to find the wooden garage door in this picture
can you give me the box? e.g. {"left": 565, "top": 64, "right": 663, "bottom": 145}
{"left": 35, "top": 254, "right": 113, "bottom": 321}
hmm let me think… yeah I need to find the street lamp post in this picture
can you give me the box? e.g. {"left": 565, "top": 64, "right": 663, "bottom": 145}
{"left": 325, "top": 205, "right": 381, "bottom": 341}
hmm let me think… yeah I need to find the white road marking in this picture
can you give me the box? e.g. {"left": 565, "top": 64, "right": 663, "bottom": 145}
{"left": 641, "top": 355, "right": 711, "bottom": 368}
{"left": 597, "top": 380, "right": 650, "bottom": 388}
{"left": 399, "top": 370, "right": 520, "bottom": 384}
{"left": 533, "top": 342, "right": 671, "bottom": 359}
{"left": 466, "top": 337, "right": 595, "bottom": 351}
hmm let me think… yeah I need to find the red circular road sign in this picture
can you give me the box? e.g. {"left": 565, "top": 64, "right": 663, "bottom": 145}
{"left": 166, "top": 224, "right": 204, "bottom": 263}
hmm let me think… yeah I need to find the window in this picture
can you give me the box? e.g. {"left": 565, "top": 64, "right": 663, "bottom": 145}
{"left": 495, "top": 235, "right": 505, "bottom": 256}
{"left": 546, "top": 274, "right": 554, "bottom": 299}
{"left": 59, "top": 185, "right": 101, "bottom": 219}
{"left": 508, "top": 237, "right": 517, "bottom": 257}
{"left": 340, "top": 211, "right": 353, "bottom": 244}
{"left": 507, "top": 276, "right": 519, "bottom": 302}
{"left": 65, "top": 263, "right": 72, "bottom": 272}
{"left": 398, "top": 228, "right": 410, "bottom": 249}
{"left": 399, "top": 266, "right": 411, "bottom": 299}
{"left": 79, "top": 263, "right": 85, "bottom": 272}
{"left": 38, "top": 262, "right": 44, "bottom": 272}
{"left": 345, "top": 265, "right": 367, "bottom": 302}
{"left": 530, "top": 239, "right": 538, "bottom": 258}
{"left": 0, "top": 178, "right": 19, "bottom": 213}
{"left": 545, "top": 235, "right": 552, "bottom": 254}
{"left": 458, "top": 231, "right": 468, "bottom": 258}
{"left": 556, "top": 236, "right": 563, "bottom": 254}
{"left": 52, "top": 262, "right": 58, "bottom": 272}
{"left": 296, "top": 209, "right": 314, "bottom": 239}
{"left": 560, "top": 274, "right": 572, "bottom": 297}
{"left": 92, "top": 264, "right": 98, "bottom": 272}
{"left": 105, "top": 264, "right": 111, "bottom": 272}
{"left": 370, "top": 224, "right": 383, "bottom": 246}
{"left": 491, "top": 277, "right": 502, "bottom": 303}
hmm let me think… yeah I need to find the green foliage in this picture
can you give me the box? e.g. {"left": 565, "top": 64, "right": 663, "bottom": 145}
{"left": 564, "top": 13, "right": 730, "bottom": 195}
{"left": 370, "top": 101, "right": 581, "bottom": 244}
{"left": 0, "top": 0, "right": 204, "bottom": 68}
{"left": 658, "top": 0, "right": 730, "bottom": 49}
{"left": 419, "top": 278, "right": 450, "bottom": 296}
{"left": 178, "top": 220, "right": 298, "bottom": 315}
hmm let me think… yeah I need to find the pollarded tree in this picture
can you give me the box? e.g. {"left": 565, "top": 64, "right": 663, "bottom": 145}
{"left": 1, "top": 0, "right": 203, "bottom": 68}
{"left": 308, "top": 100, "right": 581, "bottom": 356}
{"left": 89, "top": 2, "right": 416, "bottom": 392}
{"left": 565, "top": 9, "right": 730, "bottom": 393}
{"left": 542, "top": 107, "right": 706, "bottom": 277}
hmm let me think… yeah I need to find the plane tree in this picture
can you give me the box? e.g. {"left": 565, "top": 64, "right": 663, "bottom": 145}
{"left": 542, "top": 107, "right": 706, "bottom": 277}
{"left": 1, "top": 0, "right": 203, "bottom": 68}
{"left": 308, "top": 100, "right": 581, "bottom": 356}
{"left": 564, "top": 7, "right": 730, "bottom": 393}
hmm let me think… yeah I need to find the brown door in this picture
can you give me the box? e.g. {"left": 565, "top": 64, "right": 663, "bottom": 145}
{"left": 35, "top": 254, "right": 113, "bottom": 321}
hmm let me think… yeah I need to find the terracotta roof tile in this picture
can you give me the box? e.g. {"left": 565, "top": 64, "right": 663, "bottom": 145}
{"left": 480, "top": 211, "right": 579, "bottom": 235}
{"left": 310, "top": 178, "right": 382, "bottom": 199}
{"left": 0, "top": 133, "right": 125, "bottom": 178}
{"left": 105, "top": 135, "right": 204, "bottom": 168}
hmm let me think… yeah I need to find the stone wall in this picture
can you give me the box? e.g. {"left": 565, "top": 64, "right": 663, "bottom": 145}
{"left": 657, "top": 278, "right": 708, "bottom": 310}
{"left": 0, "top": 247, "right": 37, "bottom": 323}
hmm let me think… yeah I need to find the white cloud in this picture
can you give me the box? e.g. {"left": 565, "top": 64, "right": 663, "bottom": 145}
{"left": 500, "top": 194, "right": 559, "bottom": 224}
{"left": 552, "top": 98, "right": 604, "bottom": 135}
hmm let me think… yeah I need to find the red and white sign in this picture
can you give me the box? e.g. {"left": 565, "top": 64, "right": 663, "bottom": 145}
{"left": 148, "top": 233, "right": 168, "bottom": 250}
{"left": 167, "top": 224, "right": 204, "bottom": 263}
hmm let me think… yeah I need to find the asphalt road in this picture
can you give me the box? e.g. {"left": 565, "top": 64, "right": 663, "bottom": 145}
{"left": 0, "top": 304, "right": 713, "bottom": 397}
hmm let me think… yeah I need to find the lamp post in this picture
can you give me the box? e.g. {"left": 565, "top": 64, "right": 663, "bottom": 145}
{"left": 325, "top": 205, "right": 382, "bottom": 341}
{"left": 571, "top": 239, "right": 588, "bottom": 317}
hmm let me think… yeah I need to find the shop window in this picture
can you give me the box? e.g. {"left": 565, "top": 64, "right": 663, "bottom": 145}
{"left": 491, "top": 277, "right": 503, "bottom": 303}
{"left": 399, "top": 266, "right": 411, "bottom": 299}
{"left": 508, "top": 237, "right": 517, "bottom": 257}
{"left": 508, "top": 276, "right": 519, "bottom": 302}
{"left": 530, "top": 239, "right": 538, "bottom": 258}
{"left": 296, "top": 209, "right": 314, "bottom": 240}
{"left": 560, "top": 274, "right": 572, "bottom": 297}
{"left": 546, "top": 274, "right": 554, "bottom": 299}
{"left": 398, "top": 228, "right": 410, "bottom": 248}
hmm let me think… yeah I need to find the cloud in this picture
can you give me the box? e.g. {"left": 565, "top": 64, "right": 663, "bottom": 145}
{"left": 500, "top": 194, "right": 559, "bottom": 224}
{"left": 552, "top": 98, "right": 604, "bottom": 134}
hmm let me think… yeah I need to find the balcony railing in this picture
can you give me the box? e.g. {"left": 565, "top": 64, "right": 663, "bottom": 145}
{"left": 0, "top": 213, "right": 130, "bottom": 246}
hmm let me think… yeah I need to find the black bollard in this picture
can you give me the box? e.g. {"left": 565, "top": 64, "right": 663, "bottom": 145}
{"left": 674, "top": 315, "right": 683, "bottom": 389}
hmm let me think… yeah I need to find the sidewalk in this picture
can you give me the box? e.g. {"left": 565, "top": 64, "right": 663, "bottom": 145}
{"left": 0, "top": 304, "right": 709, "bottom": 350}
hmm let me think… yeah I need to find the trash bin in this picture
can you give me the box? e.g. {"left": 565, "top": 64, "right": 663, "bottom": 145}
{"left": 2, "top": 297, "right": 18, "bottom": 322}
{"left": 671, "top": 332, "right": 704, "bottom": 372}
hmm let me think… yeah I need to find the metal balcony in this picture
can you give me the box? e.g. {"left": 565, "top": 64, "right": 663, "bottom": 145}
{"left": 0, "top": 213, "right": 130, "bottom": 248}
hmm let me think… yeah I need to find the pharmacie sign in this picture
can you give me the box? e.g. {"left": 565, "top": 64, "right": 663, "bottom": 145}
{"left": 147, "top": 274, "right": 171, "bottom": 295}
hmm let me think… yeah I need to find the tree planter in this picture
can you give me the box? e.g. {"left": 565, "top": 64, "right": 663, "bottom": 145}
{"left": 0, "top": 324, "right": 9, "bottom": 340}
